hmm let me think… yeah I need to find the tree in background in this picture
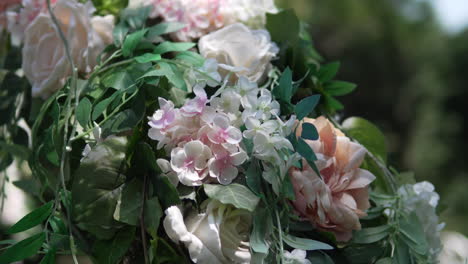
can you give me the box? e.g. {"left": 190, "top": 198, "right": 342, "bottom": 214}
{"left": 280, "top": 0, "right": 468, "bottom": 234}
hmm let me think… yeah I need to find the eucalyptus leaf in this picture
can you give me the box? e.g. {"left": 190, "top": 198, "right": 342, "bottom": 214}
{"left": 283, "top": 234, "right": 333, "bottom": 251}
{"left": 0, "top": 232, "right": 45, "bottom": 263}
{"left": 272, "top": 67, "right": 293, "bottom": 103}
{"left": 204, "top": 184, "right": 259, "bottom": 212}
{"left": 295, "top": 95, "right": 320, "bottom": 120}
{"left": 301, "top": 122, "right": 319, "bottom": 140}
{"left": 399, "top": 213, "right": 428, "bottom": 255}
{"left": 7, "top": 201, "right": 54, "bottom": 234}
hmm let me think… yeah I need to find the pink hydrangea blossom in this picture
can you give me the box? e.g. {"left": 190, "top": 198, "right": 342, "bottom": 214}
{"left": 289, "top": 117, "right": 376, "bottom": 242}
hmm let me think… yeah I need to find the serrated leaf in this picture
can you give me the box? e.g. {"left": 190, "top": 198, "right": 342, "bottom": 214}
{"left": 283, "top": 234, "right": 333, "bottom": 251}
{"left": 273, "top": 67, "right": 293, "bottom": 103}
{"left": 318, "top": 62, "right": 340, "bottom": 82}
{"left": 204, "top": 184, "right": 259, "bottom": 212}
{"left": 7, "top": 201, "right": 54, "bottom": 234}
{"left": 122, "top": 29, "right": 148, "bottom": 57}
{"left": 342, "top": 117, "right": 387, "bottom": 162}
{"left": 153, "top": 41, "right": 195, "bottom": 55}
{"left": 301, "top": 122, "right": 319, "bottom": 140}
{"left": 295, "top": 95, "right": 320, "bottom": 120}
{"left": 76, "top": 97, "right": 92, "bottom": 127}
{"left": 352, "top": 225, "right": 392, "bottom": 244}
{"left": 0, "top": 232, "right": 45, "bottom": 263}
{"left": 146, "top": 22, "right": 186, "bottom": 39}
{"left": 325, "top": 81, "right": 357, "bottom": 96}
{"left": 134, "top": 53, "right": 162, "bottom": 63}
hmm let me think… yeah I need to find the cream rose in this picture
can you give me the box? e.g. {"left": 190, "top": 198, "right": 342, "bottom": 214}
{"left": 289, "top": 117, "right": 376, "bottom": 242}
{"left": 163, "top": 200, "right": 252, "bottom": 264}
{"left": 198, "top": 23, "right": 279, "bottom": 83}
{"left": 22, "top": 0, "right": 114, "bottom": 99}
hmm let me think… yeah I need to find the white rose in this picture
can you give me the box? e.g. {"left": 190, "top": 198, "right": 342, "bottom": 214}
{"left": 198, "top": 23, "right": 279, "bottom": 83}
{"left": 163, "top": 200, "right": 252, "bottom": 264}
{"left": 22, "top": 0, "right": 114, "bottom": 99}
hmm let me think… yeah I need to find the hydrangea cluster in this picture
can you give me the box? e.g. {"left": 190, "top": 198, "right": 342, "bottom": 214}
{"left": 148, "top": 59, "right": 295, "bottom": 187}
{"left": 398, "top": 181, "right": 445, "bottom": 260}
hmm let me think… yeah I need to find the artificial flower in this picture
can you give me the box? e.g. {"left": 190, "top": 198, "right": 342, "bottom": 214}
{"left": 170, "top": 140, "right": 212, "bottom": 186}
{"left": 289, "top": 117, "right": 376, "bottom": 241}
{"left": 198, "top": 23, "right": 279, "bottom": 83}
{"left": 22, "top": 0, "right": 114, "bottom": 99}
{"left": 163, "top": 199, "right": 252, "bottom": 264}
{"left": 283, "top": 249, "right": 312, "bottom": 264}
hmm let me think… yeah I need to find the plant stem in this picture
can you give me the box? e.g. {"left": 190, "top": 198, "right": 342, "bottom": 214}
{"left": 275, "top": 209, "right": 284, "bottom": 264}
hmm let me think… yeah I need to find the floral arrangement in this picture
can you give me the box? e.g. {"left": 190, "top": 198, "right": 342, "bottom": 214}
{"left": 0, "top": 0, "right": 444, "bottom": 263}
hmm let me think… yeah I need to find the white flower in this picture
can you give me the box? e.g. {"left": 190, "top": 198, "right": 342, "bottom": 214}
{"left": 284, "top": 249, "right": 311, "bottom": 264}
{"left": 163, "top": 200, "right": 252, "bottom": 264}
{"left": 234, "top": 76, "right": 259, "bottom": 108}
{"left": 148, "top": 98, "right": 176, "bottom": 130}
{"left": 398, "top": 181, "right": 444, "bottom": 260}
{"left": 170, "top": 140, "right": 212, "bottom": 186}
{"left": 252, "top": 131, "right": 293, "bottom": 159}
{"left": 210, "top": 89, "right": 241, "bottom": 116}
{"left": 22, "top": 0, "right": 114, "bottom": 99}
{"left": 243, "top": 117, "right": 278, "bottom": 139}
{"left": 199, "top": 23, "right": 279, "bottom": 83}
{"left": 207, "top": 114, "right": 242, "bottom": 145}
{"left": 208, "top": 144, "right": 247, "bottom": 185}
{"left": 242, "top": 89, "right": 280, "bottom": 122}
{"left": 185, "top": 58, "right": 222, "bottom": 91}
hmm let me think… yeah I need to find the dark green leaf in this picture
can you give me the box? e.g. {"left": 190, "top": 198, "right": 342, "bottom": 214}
{"left": 295, "top": 95, "right": 320, "bottom": 120}
{"left": 147, "top": 22, "right": 186, "bottom": 39}
{"left": 114, "top": 178, "right": 143, "bottom": 225}
{"left": 296, "top": 137, "right": 317, "bottom": 162}
{"left": 245, "top": 162, "right": 262, "bottom": 196}
{"left": 204, "top": 184, "right": 259, "bottom": 212}
{"left": 324, "top": 94, "right": 344, "bottom": 111}
{"left": 283, "top": 234, "right": 333, "bottom": 251}
{"left": 325, "top": 81, "right": 357, "bottom": 96}
{"left": 281, "top": 175, "right": 296, "bottom": 200}
{"left": 122, "top": 29, "right": 148, "bottom": 57}
{"left": 134, "top": 53, "right": 162, "bottom": 63}
{"left": 375, "top": 258, "right": 393, "bottom": 264}
{"left": 113, "top": 22, "right": 128, "bottom": 47}
{"left": 273, "top": 67, "right": 293, "bottom": 103}
{"left": 266, "top": 9, "right": 300, "bottom": 44}
{"left": 102, "top": 71, "right": 133, "bottom": 90}
{"left": 153, "top": 41, "right": 195, "bottom": 55}
{"left": 308, "top": 251, "right": 334, "bottom": 264}
{"left": 12, "top": 179, "right": 40, "bottom": 198}
{"left": 154, "top": 175, "right": 180, "bottom": 209}
{"left": 0, "top": 232, "right": 45, "bottom": 263}
{"left": 7, "top": 201, "right": 54, "bottom": 234}
{"left": 93, "top": 226, "right": 136, "bottom": 264}
{"left": 144, "top": 197, "right": 162, "bottom": 237}
{"left": 301, "top": 122, "right": 319, "bottom": 140}
{"left": 0, "top": 141, "right": 30, "bottom": 160}
{"left": 39, "top": 249, "right": 56, "bottom": 264}
{"left": 342, "top": 117, "right": 388, "bottom": 162}
{"left": 92, "top": 93, "right": 119, "bottom": 120}
{"left": 318, "top": 62, "right": 340, "bottom": 83}
{"left": 134, "top": 142, "right": 159, "bottom": 172}
{"left": 352, "top": 225, "right": 392, "bottom": 244}
{"left": 76, "top": 97, "right": 92, "bottom": 127}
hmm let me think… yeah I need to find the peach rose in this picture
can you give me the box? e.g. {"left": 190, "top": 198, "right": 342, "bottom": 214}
{"left": 289, "top": 116, "right": 376, "bottom": 241}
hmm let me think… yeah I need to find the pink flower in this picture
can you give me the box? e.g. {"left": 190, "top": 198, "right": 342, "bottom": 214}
{"left": 206, "top": 114, "right": 242, "bottom": 145}
{"left": 171, "top": 140, "right": 212, "bottom": 186}
{"left": 148, "top": 98, "right": 176, "bottom": 130}
{"left": 181, "top": 86, "right": 208, "bottom": 117}
{"left": 289, "top": 117, "right": 376, "bottom": 241}
{"left": 208, "top": 144, "right": 247, "bottom": 184}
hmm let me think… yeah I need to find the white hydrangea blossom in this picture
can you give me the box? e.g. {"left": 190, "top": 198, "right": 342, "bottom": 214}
{"left": 398, "top": 181, "right": 445, "bottom": 261}
{"left": 283, "top": 249, "right": 312, "bottom": 264}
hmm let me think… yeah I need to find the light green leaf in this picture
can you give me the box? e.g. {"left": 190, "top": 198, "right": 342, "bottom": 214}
{"left": 245, "top": 161, "right": 262, "bottom": 196}
{"left": 122, "top": 29, "right": 148, "bottom": 57}
{"left": 76, "top": 97, "right": 92, "bottom": 128}
{"left": 153, "top": 41, "right": 195, "bottom": 55}
{"left": 102, "top": 71, "right": 133, "bottom": 90}
{"left": 147, "top": 22, "right": 186, "bottom": 39}
{"left": 134, "top": 53, "right": 162, "bottom": 63}
{"left": 352, "top": 225, "right": 392, "bottom": 244}
{"left": 0, "top": 232, "right": 45, "bottom": 263}
{"left": 141, "top": 62, "right": 187, "bottom": 91}
{"left": 283, "top": 234, "right": 333, "bottom": 251}
{"left": 204, "top": 184, "right": 259, "bottom": 212}
{"left": 342, "top": 117, "right": 388, "bottom": 162}
{"left": 399, "top": 213, "right": 428, "bottom": 255}
{"left": 92, "top": 92, "right": 119, "bottom": 120}
{"left": 250, "top": 207, "right": 271, "bottom": 253}
{"left": 295, "top": 95, "right": 321, "bottom": 120}
{"left": 175, "top": 51, "right": 204, "bottom": 67}
{"left": 113, "top": 22, "right": 128, "bottom": 47}
{"left": 7, "top": 201, "right": 54, "bottom": 234}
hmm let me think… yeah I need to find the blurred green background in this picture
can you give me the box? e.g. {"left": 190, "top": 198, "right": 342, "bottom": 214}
{"left": 279, "top": 0, "right": 468, "bottom": 235}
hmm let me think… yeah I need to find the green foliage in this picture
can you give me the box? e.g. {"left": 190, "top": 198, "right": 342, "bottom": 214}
{"left": 0, "top": 233, "right": 45, "bottom": 264}
{"left": 153, "top": 42, "right": 196, "bottom": 55}
{"left": 93, "top": 226, "right": 136, "bottom": 264}
{"left": 352, "top": 225, "right": 392, "bottom": 244}
{"left": 301, "top": 123, "right": 319, "bottom": 140}
{"left": 204, "top": 184, "right": 260, "bottom": 212}
{"left": 282, "top": 234, "right": 333, "bottom": 251}
{"left": 295, "top": 95, "right": 320, "bottom": 120}
{"left": 250, "top": 207, "right": 272, "bottom": 254}
{"left": 7, "top": 201, "right": 54, "bottom": 234}
{"left": 122, "top": 29, "right": 149, "bottom": 57}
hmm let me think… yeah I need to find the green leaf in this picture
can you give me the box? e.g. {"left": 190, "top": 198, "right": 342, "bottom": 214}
{"left": 175, "top": 51, "right": 205, "bottom": 67}
{"left": 273, "top": 67, "right": 293, "bottom": 103}
{"left": 7, "top": 201, "right": 54, "bottom": 234}
{"left": 342, "top": 117, "right": 388, "bottom": 162}
{"left": 245, "top": 162, "right": 262, "bottom": 196}
{"left": 352, "top": 225, "right": 392, "bottom": 244}
{"left": 39, "top": 249, "right": 56, "bottom": 264}
{"left": 72, "top": 137, "right": 127, "bottom": 239}
{"left": 147, "top": 22, "right": 186, "bottom": 39}
{"left": 204, "top": 184, "right": 260, "bottom": 212}
{"left": 93, "top": 226, "right": 136, "bottom": 264}
{"left": 144, "top": 197, "right": 162, "bottom": 237}
{"left": 324, "top": 94, "right": 344, "bottom": 111}
{"left": 250, "top": 207, "right": 271, "bottom": 253}
{"left": 318, "top": 62, "right": 340, "bottom": 83}
{"left": 308, "top": 251, "right": 334, "bottom": 264}
{"left": 283, "top": 234, "right": 333, "bottom": 251}
{"left": 281, "top": 175, "right": 296, "bottom": 200}
{"left": 295, "top": 95, "right": 320, "bottom": 120}
{"left": 134, "top": 142, "right": 159, "bottom": 172}
{"left": 102, "top": 71, "right": 133, "bottom": 90}
{"left": 134, "top": 53, "right": 162, "bottom": 64}
{"left": 399, "top": 213, "right": 428, "bottom": 255}
{"left": 0, "top": 232, "right": 45, "bottom": 263}
{"left": 92, "top": 93, "right": 119, "bottom": 120}
{"left": 266, "top": 9, "right": 300, "bottom": 44}
{"left": 76, "top": 97, "right": 92, "bottom": 128}
{"left": 153, "top": 176, "right": 180, "bottom": 209}
{"left": 301, "top": 123, "right": 319, "bottom": 141}
{"left": 375, "top": 258, "right": 393, "bottom": 264}
{"left": 296, "top": 137, "right": 317, "bottom": 162}
{"left": 325, "top": 81, "right": 357, "bottom": 96}
{"left": 122, "top": 29, "right": 148, "bottom": 57}
{"left": 113, "top": 22, "right": 128, "bottom": 47}
{"left": 114, "top": 178, "right": 143, "bottom": 225}
{"left": 0, "top": 141, "right": 30, "bottom": 160}
{"left": 153, "top": 41, "right": 195, "bottom": 55}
